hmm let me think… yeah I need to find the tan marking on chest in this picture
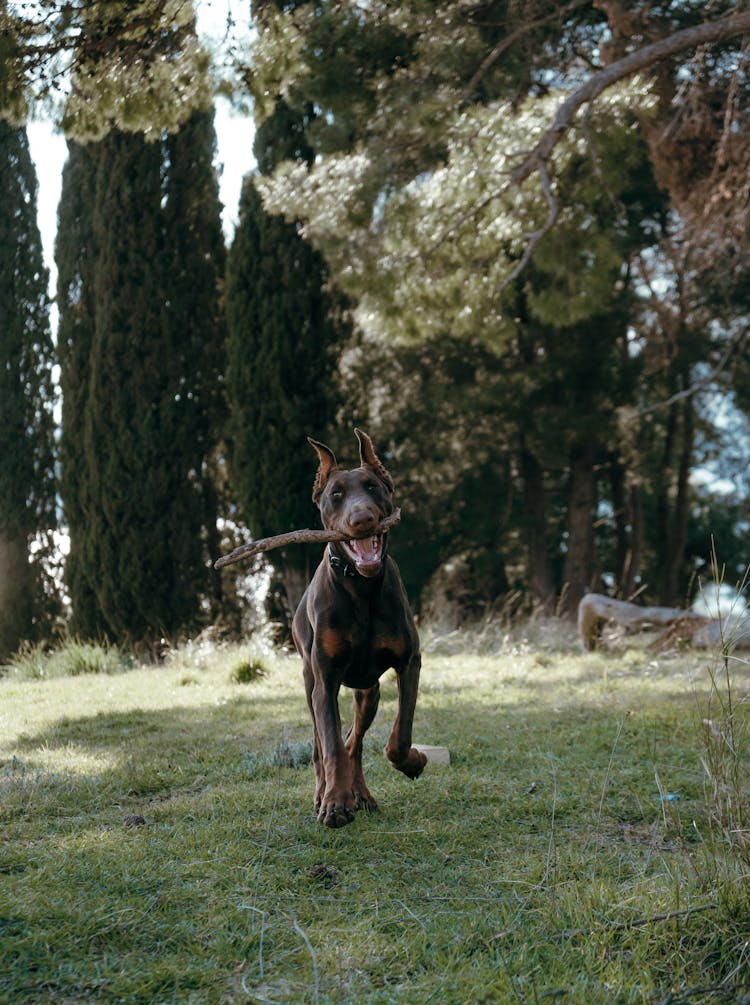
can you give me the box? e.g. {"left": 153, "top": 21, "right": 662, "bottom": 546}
{"left": 319, "top": 627, "right": 351, "bottom": 658}
{"left": 375, "top": 634, "right": 407, "bottom": 657}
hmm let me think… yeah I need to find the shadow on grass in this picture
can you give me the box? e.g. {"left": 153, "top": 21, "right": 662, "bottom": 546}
{"left": 2, "top": 652, "right": 747, "bottom": 1004}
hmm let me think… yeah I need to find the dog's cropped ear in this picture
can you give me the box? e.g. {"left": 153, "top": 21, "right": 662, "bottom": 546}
{"left": 308, "top": 437, "right": 338, "bottom": 503}
{"left": 354, "top": 428, "right": 394, "bottom": 492}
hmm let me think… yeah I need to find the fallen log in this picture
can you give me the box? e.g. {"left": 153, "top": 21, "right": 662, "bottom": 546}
{"left": 578, "top": 592, "right": 750, "bottom": 651}
{"left": 214, "top": 508, "right": 402, "bottom": 570}
{"left": 579, "top": 593, "right": 707, "bottom": 651}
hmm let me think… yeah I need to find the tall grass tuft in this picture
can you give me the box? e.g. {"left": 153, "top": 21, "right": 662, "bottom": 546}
{"left": 421, "top": 612, "right": 580, "bottom": 657}
{"left": 2, "top": 638, "right": 129, "bottom": 680}
{"left": 695, "top": 551, "right": 750, "bottom": 900}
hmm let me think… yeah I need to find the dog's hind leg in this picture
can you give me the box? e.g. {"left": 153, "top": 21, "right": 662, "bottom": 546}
{"left": 345, "top": 684, "right": 381, "bottom": 810}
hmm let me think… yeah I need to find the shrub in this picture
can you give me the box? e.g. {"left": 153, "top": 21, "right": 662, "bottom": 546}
{"left": 230, "top": 655, "right": 269, "bottom": 684}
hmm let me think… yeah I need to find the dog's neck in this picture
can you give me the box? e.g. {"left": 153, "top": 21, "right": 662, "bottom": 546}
{"left": 328, "top": 547, "right": 357, "bottom": 578}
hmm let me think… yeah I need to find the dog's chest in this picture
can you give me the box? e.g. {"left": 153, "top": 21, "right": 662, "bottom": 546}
{"left": 332, "top": 615, "right": 410, "bottom": 688}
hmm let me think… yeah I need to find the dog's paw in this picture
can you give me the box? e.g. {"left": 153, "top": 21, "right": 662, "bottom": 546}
{"left": 353, "top": 786, "right": 378, "bottom": 812}
{"left": 387, "top": 745, "right": 427, "bottom": 780}
{"left": 317, "top": 791, "right": 356, "bottom": 828}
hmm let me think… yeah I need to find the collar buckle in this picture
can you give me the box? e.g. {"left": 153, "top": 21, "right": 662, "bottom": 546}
{"left": 328, "top": 547, "right": 356, "bottom": 578}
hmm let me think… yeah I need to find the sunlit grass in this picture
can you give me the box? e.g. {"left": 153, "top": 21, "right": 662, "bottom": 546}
{"left": 2, "top": 628, "right": 749, "bottom": 1003}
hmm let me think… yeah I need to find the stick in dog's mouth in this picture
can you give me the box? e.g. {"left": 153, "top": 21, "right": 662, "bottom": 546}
{"left": 214, "top": 509, "right": 400, "bottom": 569}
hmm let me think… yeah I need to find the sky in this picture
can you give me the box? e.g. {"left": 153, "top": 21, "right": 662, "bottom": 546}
{"left": 25, "top": 0, "right": 257, "bottom": 298}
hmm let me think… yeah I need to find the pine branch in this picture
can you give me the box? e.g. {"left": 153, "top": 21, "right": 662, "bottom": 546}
{"left": 461, "top": 0, "right": 592, "bottom": 104}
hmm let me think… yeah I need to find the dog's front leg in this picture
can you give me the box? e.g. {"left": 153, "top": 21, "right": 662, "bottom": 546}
{"left": 385, "top": 652, "right": 427, "bottom": 779}
{"left": 302, "top": 658, "right": 326, "bottom": 810}
{"left": 310, "top": 657, "right": 356, "bottom": 827}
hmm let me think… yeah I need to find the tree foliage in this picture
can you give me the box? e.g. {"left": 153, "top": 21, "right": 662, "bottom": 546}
{"left": 56, "top": 139, "right": 100, "bottom": 635}
{"left": 0, "top": 119, "right": 56, "bottom": 656}
{"left": 1, "top": 1, "right": 211, "bottom": 138}
{"left": 5, "top": 0, "right": 750, "bottom": 629}
{"left": 250, "top": 1, "right": 750, "bottom": 338}
{"left": 247, "top": 0, "right": 750, "bottom": 611}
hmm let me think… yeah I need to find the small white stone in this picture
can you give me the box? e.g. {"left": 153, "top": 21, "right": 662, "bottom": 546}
{"left": 414, "top": 744, "right": 450, "bottom": 766}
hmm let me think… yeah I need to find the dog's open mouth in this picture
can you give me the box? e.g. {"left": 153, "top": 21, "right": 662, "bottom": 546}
{"left": 342, "top": 534, "right": 383, "bottom": 576}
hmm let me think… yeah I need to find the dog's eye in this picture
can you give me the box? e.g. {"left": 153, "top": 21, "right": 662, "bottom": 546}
{"left": 331, "top": 488, "right": 344, "bottom": 500}
{"left": 365, "top": 481, "right": 377, "bottom": 493}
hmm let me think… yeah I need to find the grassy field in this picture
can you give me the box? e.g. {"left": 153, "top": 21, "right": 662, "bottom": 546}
{"left": 2, "top": 625, "right": 750, "bottom": 1004}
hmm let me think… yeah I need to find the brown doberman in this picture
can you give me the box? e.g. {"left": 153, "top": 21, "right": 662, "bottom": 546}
{"left": 292, "top": 428, "right": 426, "bottom": 827}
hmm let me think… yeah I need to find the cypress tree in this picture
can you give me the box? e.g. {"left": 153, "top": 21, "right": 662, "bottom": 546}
{"left": 0, "top": 119, "right": 56, "bottom": 658}
{"left": 161, "top": 109, "right": 227, "bottom": 619}
{"left": 226, "top": 100, "right": 346, "bottom": 615}
{"left": 85, "top": 128, "right": 168, "bottom": 645}
{"left": 56, "top": 139, "right": 102, "bottom": 638}
{"left": 57, "top": 114, "right": 226, "bottom": 649}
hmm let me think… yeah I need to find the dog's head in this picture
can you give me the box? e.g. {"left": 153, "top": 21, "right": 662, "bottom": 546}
{"left": 308, "top": 428, "right": 394, "bottom": 578}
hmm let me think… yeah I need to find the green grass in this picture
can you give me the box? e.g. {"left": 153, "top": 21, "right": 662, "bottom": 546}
{"left": 2, "top": 629, "right": 750, "bottom": 1004}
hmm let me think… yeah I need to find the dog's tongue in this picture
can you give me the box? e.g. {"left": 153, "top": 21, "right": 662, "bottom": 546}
{"left": 349, "top": 536, "right": 381, "bottom": 566}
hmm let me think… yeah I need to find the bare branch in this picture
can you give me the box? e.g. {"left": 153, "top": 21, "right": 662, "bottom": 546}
{"left": 638, "top": 322, "right": 750, "bottom": 417}
{"left": 426, "top": 11, "right": 750, "bottom": 290}
{"left": 487, "top": 10, "right": 750, "bottom": 286}
{"left": 16, "top": 0, "right": 173, "bottom": 60}
{"left": 510, "top": 10, "right": 750, "bottom": 191}
{"left": 214, "top": 508, "right": 402, "bottom": 569}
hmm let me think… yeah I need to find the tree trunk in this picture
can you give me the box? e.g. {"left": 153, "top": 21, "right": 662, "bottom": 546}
{"left": 625, "top": 484, "right": 643, "bottom": 598}
{"left": 610, "top": 459, "right": 629, "bottom": 594}
{"left": 660, "top": 398, "right": 693, "bottom": 605}
{"left": 654, "top": 399, "right": 677, "bottom": 594}
{"left": 0, "top": 534, "right": 33, "bottom": 660}
{"left": 610, "top": 459, "right": 643, "bottom": 598}
{"left": 656, "top": 395, "right": 693, "bottom": 606}
{"left": 562, "top": 443, "right": 597, "bottom": 617}
{"left": 578, "top": 593, "right": 706, "bottom": 650}
{"left": 519, "top": 446, "right": 555, "bottom": 613}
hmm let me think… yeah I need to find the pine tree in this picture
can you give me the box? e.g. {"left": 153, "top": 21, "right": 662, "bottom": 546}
{"left": 57, "top": 114, "right": 226, "bottom": 649}
{"left": 226, "top": 100, "right": 346, "bottom": 616}
{"left": 0, "top": 119, "right": 56, "bottom": 658}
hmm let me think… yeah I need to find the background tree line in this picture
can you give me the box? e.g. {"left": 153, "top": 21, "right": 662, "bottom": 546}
{"left": 1, "top": 0, "right": 749, "bottom": 658}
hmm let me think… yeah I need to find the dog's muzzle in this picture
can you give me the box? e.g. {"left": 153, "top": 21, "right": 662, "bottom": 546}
{"left": 340, "top": 534, "right": 384, "bottom": 577}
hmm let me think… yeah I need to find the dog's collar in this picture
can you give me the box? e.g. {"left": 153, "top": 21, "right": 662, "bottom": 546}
{"left": 328, "top": 546, "right": 357, "bottom": 578}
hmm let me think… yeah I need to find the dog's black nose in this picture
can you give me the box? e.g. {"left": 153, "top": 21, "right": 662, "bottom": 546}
{"left": 348, "top": 509, "right": 377, "bottom": 534}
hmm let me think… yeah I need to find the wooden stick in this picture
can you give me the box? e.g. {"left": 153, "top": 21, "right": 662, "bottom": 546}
{"left": 214, "top": 508, "right": 402, "bottom": 570}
